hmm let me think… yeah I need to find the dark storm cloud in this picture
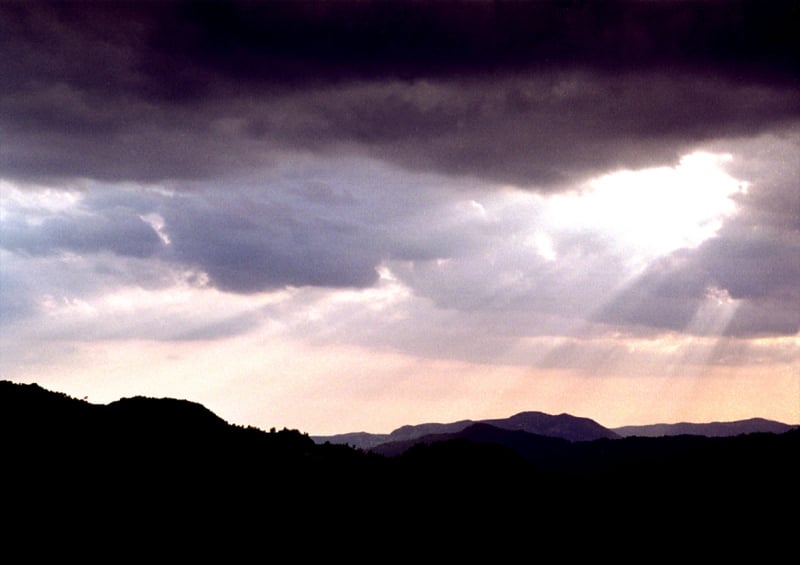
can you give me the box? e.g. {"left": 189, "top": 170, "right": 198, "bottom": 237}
{"left": 154, "top": 165, "right": 507, "bottom": 292}
{"left": 1, "top": 193, "right": 162, "bottom": 258}
{"left": 1, "top": 0, "right": 798, "bottom": 337}
{"left": 1, "top": 162, "right": 487, "bottom": 295}
{"left": 0, "top": 182, "right": 382, "bottom": 293}
{"left": 20, "top": 0, "right": 793, "bottom": 88}
{"left": 160, "top": 191, "right": 383, "bottom": 292}
{"left": 291, "top": 73, "right": 800, "bottom": 186}
{"left": 2, "top": 0, "right": 799, "bottom": 186}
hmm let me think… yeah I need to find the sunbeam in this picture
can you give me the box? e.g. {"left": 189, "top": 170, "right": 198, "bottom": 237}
{"left": 2, "top": 1, "right": 798, "bottom": 435}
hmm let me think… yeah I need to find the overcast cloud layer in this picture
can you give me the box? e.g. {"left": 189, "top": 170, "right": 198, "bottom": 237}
{"left": 1, "top": 1, "right": 798, "bottom": 430}
{"left": 3, "top": 0, "right": 799, "bottom": 185}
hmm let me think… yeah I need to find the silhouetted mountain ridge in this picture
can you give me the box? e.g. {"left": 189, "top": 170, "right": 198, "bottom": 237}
{"left": 105, "top": 395, "right": 232, "bottom": 438}
{"left": 376, "top": 420, "right": 800, "bottom": 483}
{"left": 613, "top": 417, "right": 797, "bottom": 437}
{"left": 314, "top": 410, "right": 797, "bottom": 449}
{"left": 2, "top": 380, "right": 797, "bottom": 558}
{"left": 313, "top": 410, "right": 618, "bottom": 448}
{"left": 372, "top": 422, "right": 573, "bottom": 461}
{"left": 483, "top": 411, "right": 619, "bottom": 441}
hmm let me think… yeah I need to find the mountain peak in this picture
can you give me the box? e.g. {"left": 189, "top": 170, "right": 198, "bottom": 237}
{"left": 314, "top": 409, "right": 619, "bottom": 448}
{"left": 483, "top": 411, "right": 619, "bottom": 442}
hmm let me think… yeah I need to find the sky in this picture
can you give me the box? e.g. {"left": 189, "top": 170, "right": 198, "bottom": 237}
{"left": 1, "top": 0, "right": 798, "bottom": 434}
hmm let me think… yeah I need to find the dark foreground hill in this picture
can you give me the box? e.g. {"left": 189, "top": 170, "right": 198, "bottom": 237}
{"left": 2, "top": 381, "right": 797, "bottom": 559}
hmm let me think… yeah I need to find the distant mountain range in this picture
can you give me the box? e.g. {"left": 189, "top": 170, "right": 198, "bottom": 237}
{"left": 313, "top": 412, "right": 796, "bottom": 450}
{"left": 312, "top": 411, "right": 617, "bottom": 449}
{"left": 612, "top": 417, "right": 797, "bottom": 438}
{"left": 370, "top": 422, "right": 577, "bottom": 462}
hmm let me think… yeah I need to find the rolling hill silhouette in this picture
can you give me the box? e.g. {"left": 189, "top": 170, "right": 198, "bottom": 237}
{"left": 2, "top": 380, "right": 797, "bottom": 558}
{"left": 612, "top": 417, "right": 797, "bottom": 437}
{"left": 312, "top": 410, "right": 618, "bottom": 449}
{"left": 315, "top": 410, "right": 796, "bottom": 449}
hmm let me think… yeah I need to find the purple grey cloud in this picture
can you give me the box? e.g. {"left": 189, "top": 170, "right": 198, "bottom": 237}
{"left": 2, "top": 1, "right": 799, "bottom": 186}
{"left": 1, "top": 1, "right": 797, "bottom": 344}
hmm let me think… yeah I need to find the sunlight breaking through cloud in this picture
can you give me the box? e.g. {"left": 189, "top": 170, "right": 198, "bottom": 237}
{"left": 139, "top": 213, "right": 171, "bottom": 245}
{"left": 0, "top": 181, "right": 83, "bottom": 223}
{"left": 545, "top": 151, "right": 746, "bottom": 268}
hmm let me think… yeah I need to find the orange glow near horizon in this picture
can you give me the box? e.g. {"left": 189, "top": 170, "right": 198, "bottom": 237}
{"left": 9, "top": 334, "right": 798, "bottom": 436}
{"left": 2, "top": 150, "right": 796, "bottom": 437}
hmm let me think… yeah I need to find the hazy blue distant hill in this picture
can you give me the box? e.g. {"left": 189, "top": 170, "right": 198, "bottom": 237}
{"left": 613, "top": 417, "right": 797, "bottom": 438}
{"left": 313, "top": 411, "right": 617, "bottom": 448}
